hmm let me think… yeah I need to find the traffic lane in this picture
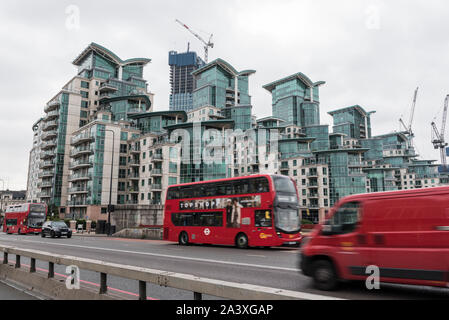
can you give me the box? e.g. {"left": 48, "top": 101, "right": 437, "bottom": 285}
{"left": 7, "top": 257, "right": 220, "bottom": 300}
{"left": 0, "top": 281, "right": 37, "bottom": 300}
{"left": 1, "top": 234, "right": 449, "bottom": 300}
{"left": 0, "top": 233, "right": 301, "bottom": 272}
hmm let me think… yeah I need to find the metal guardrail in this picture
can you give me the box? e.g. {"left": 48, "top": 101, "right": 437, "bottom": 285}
{"left": 0, "top": 245, "right": 337, "bottom": 300}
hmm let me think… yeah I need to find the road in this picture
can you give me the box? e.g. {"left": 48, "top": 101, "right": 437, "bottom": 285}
{"left": 0, "top": 232, "right": 448, "bottom": 300}
{"left": 0, "top": 281, "right": 38, "bottom": 300}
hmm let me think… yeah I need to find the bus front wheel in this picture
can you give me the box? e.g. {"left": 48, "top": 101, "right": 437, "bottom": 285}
{"left": 179, "top": 231, "right": 189, "bottom": 246}
{"left": 235, "top": 233, "right": 248, "bottom": 249}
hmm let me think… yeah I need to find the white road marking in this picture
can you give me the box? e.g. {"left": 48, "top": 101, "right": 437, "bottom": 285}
{"left": 246, "top": 254, "right": 267, "bottom": 258}
{"left": 2, "top": 237, "right": 302, "bottom": 273}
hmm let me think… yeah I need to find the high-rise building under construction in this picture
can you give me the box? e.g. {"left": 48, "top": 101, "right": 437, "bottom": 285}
{"left": 169, "top": 50, "right": 205, "bottom": 111}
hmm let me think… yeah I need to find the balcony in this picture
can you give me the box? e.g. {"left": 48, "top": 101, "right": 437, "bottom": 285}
{"left": 128, "top": 159, "right": 140, "bottom": 166}
{"left": 130, "top": 146, "right": 141, "bottom": 154}
{"left": 38, "top": 192, "right": 52, "bottom": 198}
{"left": 348, "top": 161, "right": 368, "bottom": 167}
{"left": 69, "top": 159, "right": 93, "bottom": 170}
{"left": 40, "top": 150, "right": 55, "bottom": 160}
{"left": 99, "top": 93, "right": 112, "bottom": 101}
{"left": 45, "top": 110, "right": 59, "bottom": 121}
{"left": 126, "top": 200, "right": 139, "bottom": 205}
{"left": 128, "top": 173, "right": 140, "bottom": 180}
{"left": 71, "top": 133, "right": 95, "bottom": 146}
{"left": 99, "top": 82, "right": 118, "bottom": 92}
{"left": 41, "top": 140, "right": 57, "bottom": 150}
{"left": 42, "top": 120, "right": 58, "bottom": 132}
{"left": 67, "top": 198, "right": 92, "bottom": 206}
{"left": 151, "top": 184, "right": 162, "bottom": 190}
{"left": 41, "top": 130, "right": 58, "bottom": 141}
{"left": 70, "top": 146, "right": 94, "bottom": 158}
{"left": 308, "top": 193, "right": 319, "bottom": 199}
{"left": 307, "top": 182, "right": 319, "bottom": 188}
{"left": 128, "top": 187, "right": 139, "bottom": 193}
{"left": 127, "top": 108, "right": 146, "bottom": 114}
{"left": 308, "top": 203, "right": 320, "bottom": 209}
{"left": 151, "top": 169, "right": 162, "bottom": 175}
{"left": 39, "top": 160, "right": 55, "bottom": 169}
{"left": 68, "top": 172, "right": 92, "bottom": 182}
{"left": 307, "top": 171, "right": 318, "bottom": 177}
{"left": 44, "top": 100, "right": 60, "bottom": 113}
{"left": 40, "top": 181, "right": 53, "bottom": 188}
{"left": 68, "top": 186, "right": 91, "bottom": 194}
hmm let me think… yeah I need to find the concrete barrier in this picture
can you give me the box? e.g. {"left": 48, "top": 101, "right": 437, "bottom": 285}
{"left": 0, "top": 244, "right": 341, "bottom": 300}
{"left": 112, "top": 227, "right": 163, "bottom": 240}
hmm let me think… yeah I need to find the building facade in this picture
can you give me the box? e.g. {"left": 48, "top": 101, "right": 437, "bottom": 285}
{"left": 26, "top": 44, "right": 449, "bottom": 223}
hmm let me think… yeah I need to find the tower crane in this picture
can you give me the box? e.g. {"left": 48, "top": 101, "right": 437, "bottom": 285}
{"left": 431, "top": 95, "right": 449, "bottom": 169}
{"left": 399, "top": 87, "right": 419, "bottom": 147}
{"left": 175, "top": 19, "right": 214, "bottom": 63}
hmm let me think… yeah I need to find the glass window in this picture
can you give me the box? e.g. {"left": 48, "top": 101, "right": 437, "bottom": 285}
{"left": 330, "top": 202, "right": 361, "bottom": 234}
{"left": 272, "top": 175, "right": 296, "bottom": 193}
{"left": 255, "top": 210, "right": 273, "bottom": 227}
{"left": 171, "top": 212, "right": 223, "bottom": 227}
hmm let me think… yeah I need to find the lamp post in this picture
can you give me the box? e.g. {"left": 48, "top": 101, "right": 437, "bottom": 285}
{"left": 100, "top": 128, "right": 115, "bottom": 236}
{"left": 0, "top": 179, "right": 4, "bottom": 222}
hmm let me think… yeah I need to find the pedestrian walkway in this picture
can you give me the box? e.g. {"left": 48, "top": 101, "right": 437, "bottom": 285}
{"left": 0, "top": 281, "right": 37, "bottom": 300}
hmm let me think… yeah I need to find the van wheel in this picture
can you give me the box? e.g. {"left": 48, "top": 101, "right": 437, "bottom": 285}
{"left": 41, "top": 232, "right": 45, "bottom": 238}
{"left": 235, "top": 233, "right": 248, "bottom": 249}
{"left": 50, "top": 231, "right": 56, "bottom": 238}
{"left": 179, "top": 232, "right": 189, "bottom": 246}
{"left": 312, "top": 260, "right": 338, "bottom": 291}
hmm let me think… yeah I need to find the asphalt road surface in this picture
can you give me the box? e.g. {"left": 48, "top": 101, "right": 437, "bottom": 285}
{"left": 0, "top": 232, "right": 448, "bottom": 300}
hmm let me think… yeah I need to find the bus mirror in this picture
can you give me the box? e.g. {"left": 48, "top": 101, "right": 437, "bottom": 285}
{"left": 265, "top": 211, "right": 271, "bottom": 219}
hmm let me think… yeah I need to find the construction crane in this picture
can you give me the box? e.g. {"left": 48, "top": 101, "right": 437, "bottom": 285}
{"left": 399, "top": 87, "right": 419, "bottom": 147}
{"left": 431, "top": 95, "right": 449, "bottom": 169}
{"left": 175, "top": 19, "right": 214, "bottom": 63}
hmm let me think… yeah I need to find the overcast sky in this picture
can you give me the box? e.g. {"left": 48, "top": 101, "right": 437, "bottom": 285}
{"left": 0, "top": 0, "right": 448, "bottom": 190}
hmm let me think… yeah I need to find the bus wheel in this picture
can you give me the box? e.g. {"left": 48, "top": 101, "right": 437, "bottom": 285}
{"left": 179, "top": 232, "right": 189, "bottom": 246}
{"left": 312, "top": 259, "right": 338, "bottom": 291}
{"left": 235, "top": 233, "right": 248, "bottom": 249}
{"left": 17, "top": 229, "right": 21, "bottom": 235}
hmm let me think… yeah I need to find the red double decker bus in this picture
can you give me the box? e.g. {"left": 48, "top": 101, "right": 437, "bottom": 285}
{"left": 163, "top": 175, "right": 302, "bottom": 248}
{"left": 3, "top": 203, "right": 47, "bottom": 235}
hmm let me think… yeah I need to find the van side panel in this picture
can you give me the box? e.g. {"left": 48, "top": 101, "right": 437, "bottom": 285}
{"left": 363, "top": 194, "right": 449, "bottom": 286}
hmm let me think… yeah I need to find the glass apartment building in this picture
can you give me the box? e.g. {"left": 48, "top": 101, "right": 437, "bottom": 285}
{"left": 263, "top": 72, "right": 325, "bottom": 127}
{"left": 27, "top": 45, "right": 449, "bottom": 223}
{"left": 191, "top": 59, "right": 255, "bottom": 130}
{"left": 328, "top": 105, "right": 375, "bottom": 140}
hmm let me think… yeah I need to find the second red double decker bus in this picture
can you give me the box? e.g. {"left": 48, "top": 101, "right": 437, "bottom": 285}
{"left": 163, "top": 175, "right": 302, "bottom": 248}
{"left": 3, "top": 203, "right": 47, "bottom": 235}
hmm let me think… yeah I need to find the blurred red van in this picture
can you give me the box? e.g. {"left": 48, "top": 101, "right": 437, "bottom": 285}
{"left": 300, "top": 186, "right": 449, "bottom": 290}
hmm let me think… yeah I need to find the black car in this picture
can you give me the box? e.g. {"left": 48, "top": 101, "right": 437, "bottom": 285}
{"left": 41, "top": 221, "right": 72, "bottom": 238}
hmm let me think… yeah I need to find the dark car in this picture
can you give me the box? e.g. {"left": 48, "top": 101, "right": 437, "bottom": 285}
{"left": 41, "top": 221, "right": 72, "bottom": 238}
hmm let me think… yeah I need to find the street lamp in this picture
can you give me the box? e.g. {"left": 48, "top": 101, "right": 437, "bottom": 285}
{"left": 100, "top": 128, "right": 115, "bottom": 236}
{"left": 0, "top": 179, "right": 4, "bottom": 220}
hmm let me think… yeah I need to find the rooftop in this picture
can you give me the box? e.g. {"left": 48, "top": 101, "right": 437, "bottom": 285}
{"left": 328, "top": 105, "right": 375, "bottom": 117}
{"left": 191, "top": 58, "right": 256, "bottom": 78}
{"left": 263, "top": 72, "right": 326, "bottom": 92}
{"left": 73, "top": 42, "right": 151, "bottom": 67}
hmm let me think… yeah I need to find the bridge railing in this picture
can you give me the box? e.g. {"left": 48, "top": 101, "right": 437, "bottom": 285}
{"left": 0, "top": 244, "right": 338, "bottom": 300}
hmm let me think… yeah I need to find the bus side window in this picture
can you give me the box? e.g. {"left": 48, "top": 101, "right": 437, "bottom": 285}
{"left": 255, "top": 210, "right": 272, "bottom": 227}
